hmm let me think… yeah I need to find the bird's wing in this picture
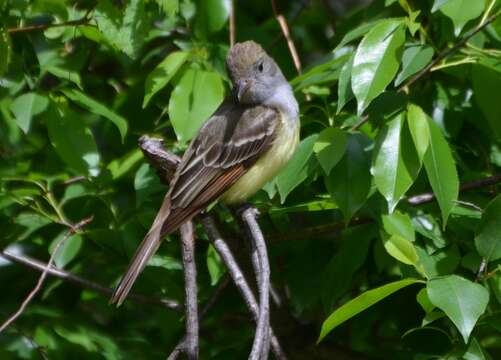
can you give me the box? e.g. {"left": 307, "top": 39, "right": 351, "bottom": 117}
{"left": 110, "top": 102, "right": 279, "bottom": 306}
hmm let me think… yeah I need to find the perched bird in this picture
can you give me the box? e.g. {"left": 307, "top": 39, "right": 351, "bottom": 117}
{"left": 110, "top": 41, "right": 300, "bottom": 306}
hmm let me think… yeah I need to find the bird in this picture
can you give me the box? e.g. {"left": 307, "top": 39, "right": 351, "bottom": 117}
{"left": 110, "top": 41, "right": 300, "bottom": 306}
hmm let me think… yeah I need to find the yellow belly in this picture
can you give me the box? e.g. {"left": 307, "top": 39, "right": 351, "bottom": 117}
{"left": 220, "top": 113, "right": 299, "bottom": 204}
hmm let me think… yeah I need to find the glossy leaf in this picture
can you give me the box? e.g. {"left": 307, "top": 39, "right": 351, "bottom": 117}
{"left": 168, "top": 68, "right": 225, "bottom": 143}
{"left": 372, "top": 113, "right": 420, "bottom": 212}
{"left": 352, "top": 19, "right": 405, "bottom": 113}
{"left": 143, "top": 51, "right": 190, "bottom": 108}
{"left": 62, "top": 89, "right": 128, "bottom": 142}
{"left": 439, "top": 0, "right": 484, "bottom": 36}
{"left": 337, "top": 53, "right": 354, "bottom": 113}
{"left": 10, "top": 93, "right": 49, "bottom": 133}
{"left": 319, "top": 278, "right": 423, "bottom": 342}
{"left": 395, "top": 45, "right": 434, "bottom": 86}
{"left": 423, "top": 118, "right": 459, "bottom": 227}
{"left": 427, "top": 275, "right": 489, "bottom": 343}
{"left": 406, "top": 104, "right": 430, "bottom": 161}
{"left": 313, "top": 127, "right": 347, "bottom": 175}
{"left": 383, "top": 234, "right": 419, "bottom": 265}
{"left": 475, "top": 195, "right": 501, "bottom": 262}
{"left": 325, "top": 134, "right": 371, "bottom": 221}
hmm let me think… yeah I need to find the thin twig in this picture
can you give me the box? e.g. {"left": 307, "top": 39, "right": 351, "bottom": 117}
{"left": 0, "top": 250, "right": 182, "bottom": 311}
{"left": 7, "top": 11, "right": 93, "bottom": 34}
{"left": 407, "top": 173, "right": 501, "bottom": 206}
{"left": 399, "top": 12, "right": 501, "bottom": 91}
{"left": 180, "top": 222, "right": 199, "bottom": 360}
{"left": 271, "top": 0, "right": 302, "bottom": 75}
{"left": 0, "top": 216, "right": 93, "bottom": 333}
{"left": 351, "top": 11, "right": 501, "bottom": 131}
{"left": 229, "top": 0, "right": 236, "bottom": 46}
{"left": 201, "top": 215, "right": 287, "bottom": 360}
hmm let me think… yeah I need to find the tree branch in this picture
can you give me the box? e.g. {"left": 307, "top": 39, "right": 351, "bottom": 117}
{"left": 180, "top": 222, "right": 199, "bottom": 360}
{"left": 0, "top": 250, "right": 182, "bottom": 311}
{"left": 0, "top": 216, "right": 94, "bottom": 334}
{"left": 201, "top": 215, "right": 287, "bottom": 360}
{"left": 238, "top": 205, "right": 271, "bottom": 360}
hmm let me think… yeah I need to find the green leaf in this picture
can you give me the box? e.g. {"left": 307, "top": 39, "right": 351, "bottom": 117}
{"left": 143, "top": 51, "right": 190, "bottom": 108}
{"left": 475, "top": 195, "right": 501, "bottom": 262}
{"left": 416, "top": 245, "right": 461, "bottom": 278}
{"left": 46, "top": 102, "right": 100, "bottom": 176}
{"left": 464, "top": 338, "right": 489, "bottom": 360}
{"left": 337, "top": 53, "right": 354, "bottom": 113}
{"left": 416, "top": 288, "right": 435, "bottom": 313}
{"left": 148, "top": 255, "right": 182, "bottom": 270}
{"left": 427, "top": 275, "right": 489, "bottom": 343}
{"left": 372, "top": 112, "right": 421, "bottom": 212}
{"left": 276, "top": 134, "right": 318, "bottom": 203}
{"left": 395, "top": 45, "right": 434, "bottom": 86}
{"left": 431, "top": 0, "right": 452, "bottom": 12}
{"left": 49, "top": 232, "right": 83, "bottom": 268}
{"left": 14, "top": 212, "right": 53, "bottom": 241}
{"left": 0, "top": 28, "right": 11, "bottom": 77}
{"left": 406, "top": 104, "right": 430, "bottom": 161}
{"left": 45, "top": 66, "right": 83, "bottom": 89}
{"left": 134, "top": 163, "right": 163, "bottom": 207}
{"left": 352, "top": 19, "right": 406, "bottom": 113}
{"left": 156, "top": 0, "right": 179, "bottom": 18}
{"left": 194, "top": 0, "right": 230, "bottom": 38}
{"left": 382, "top": 211, "right": 415, "bottom": 241}
{"left": 472, "top": 65, "right": 501, "bottom": 140}
{"left": 291, "top": 55, "right": 349, "bottom": 91}
{"left": 322, "top": 225, "right": 373, "bottom": 310}
{"left": 334, "top": 20, "right": 382, "bottom": 51}
{"left": 423, "top": 118, "right": 459, "bottom": 227}
{"left": 313, "top": 127, "right": 347, "bottom": 175}
{"left": 325, "top": 134, "right": 371, "bottom": 221}
{"left": 207, "top": 244, "right": 225, "bottom": 286}
{"left": 95, "top": 0, "right": 151, "bottom": 59}
{"left": 168, "top": 68, "right": 224, "bottom": 143}
{"left": 318, "top": 278, "right": 423, "bottom": 342}
{"left": 440, "top": 0, "right": 485, "bottom": 36}
{"left": 382, "top": 234, "right": 419, "bottom": 265}
{"left": 62, "top": 89, "right": 128, "bottom": 142}
{"left": 9, "top": 93, "right": 49, "bottom": 133}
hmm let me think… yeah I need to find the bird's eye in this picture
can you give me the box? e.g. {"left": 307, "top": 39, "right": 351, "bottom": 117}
{"left": 257, "top": 61, "right": 264, "bottom": 72}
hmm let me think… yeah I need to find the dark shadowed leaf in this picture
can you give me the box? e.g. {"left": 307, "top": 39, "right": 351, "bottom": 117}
{"left": 10, "top": 93, "right": 49, "bottom": 133}
{"left": 325, "top": 134, "right": 371, "bottom": 221}
{"left": 475, "top": 195, "right": 501, "bottom": 262}
{"left": 62, "top": 89, "right": 128, "bottom": 142}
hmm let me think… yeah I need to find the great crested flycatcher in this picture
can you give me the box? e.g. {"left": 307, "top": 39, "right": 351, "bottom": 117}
{"left": 110, "top": 41, "right": 300, "bottom": 306}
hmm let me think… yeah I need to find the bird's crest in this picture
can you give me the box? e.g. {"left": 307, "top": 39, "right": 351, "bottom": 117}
{"left": 226, "top": 41, "right": 267, "bottom": 81}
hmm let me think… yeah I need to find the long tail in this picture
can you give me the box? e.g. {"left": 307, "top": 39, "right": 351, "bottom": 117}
{"left": 110, "top": 197, "right": 199, "bottom": 306}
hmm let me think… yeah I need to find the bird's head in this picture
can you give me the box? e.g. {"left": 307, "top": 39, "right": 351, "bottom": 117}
{"left": 226, "top": 41, "right": 287, "bottom": 105}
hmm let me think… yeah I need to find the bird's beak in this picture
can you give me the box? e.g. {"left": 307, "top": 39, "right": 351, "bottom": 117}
{"left": 235, "top": 79, "right": 253, "bottom": 103}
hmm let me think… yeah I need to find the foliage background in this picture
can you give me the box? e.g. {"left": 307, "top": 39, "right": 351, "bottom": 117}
{"left": 1, "top": 0, "right": 501, "bottom": 359}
